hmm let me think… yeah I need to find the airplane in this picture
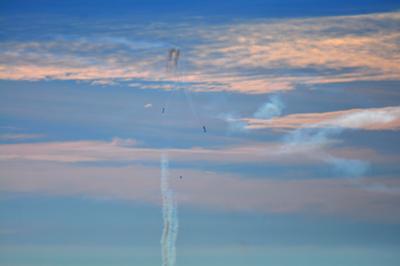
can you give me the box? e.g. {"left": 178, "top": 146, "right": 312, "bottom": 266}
{"left": 162, "top": 107, "right": 165, "bottom": 114}
{"left": 202, "top": 126, "right": 207, "bottom": 133}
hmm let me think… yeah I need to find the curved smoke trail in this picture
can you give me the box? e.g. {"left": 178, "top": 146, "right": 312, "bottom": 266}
{"left": 161, "top": 153, "right": 178, "bottom": 266}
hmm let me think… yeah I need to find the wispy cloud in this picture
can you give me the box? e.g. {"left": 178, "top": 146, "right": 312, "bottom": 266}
{"left": 244, "top": 106, "right": 400, "bottom": 131}
{"left": 1, "top": 160, "right": 399, "bottom": 222}
{"left": 242, "top": 105, "right": 400, "bottom": 177}
{"left": 190, "top": 12, "right": 400, "bottom": 91}
{"left": 218, "top": 95, "right": 284, "bottom": 132}
{"left": 253, "top": 95, "right": 284, "bottom": 119}
{"left": 0, "top": 139, "right": 292, "bottom": 164}
{"left": 217, "top": 113, "right": 248, "bottom": 133}
{"left": 1, "top": 12, "right": 399, "bottom": 94}
{"left": 0, "top": 137, "right": 382, "bottom": 171}
{"left": 277, "top": 125, "right": 370, "bottom": 177}
{"left": 0, "top": 137, "right": 393, "bottom": 180}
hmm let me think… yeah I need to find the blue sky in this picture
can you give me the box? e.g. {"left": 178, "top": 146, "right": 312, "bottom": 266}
{"left": 1, "top": 1, "right": 400, "bottom": 266}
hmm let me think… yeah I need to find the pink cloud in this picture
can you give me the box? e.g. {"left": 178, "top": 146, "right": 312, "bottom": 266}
{"left": 1, "top": 12, "right": 399, "bottom": 94}
{"left": 1, "top": 160, "right": 399, "bottom": 222}
{"left": 0, "top": 138, "right": 392, "bottom": 168}
{"left": 244, "top": 106, "right": 400, "bottom": 131}
{"left": 0, "top": 138, "right": 349, "bottom": 166}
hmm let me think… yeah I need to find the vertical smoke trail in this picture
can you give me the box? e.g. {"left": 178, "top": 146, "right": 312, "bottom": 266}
{"left": 161, "top": 153, "right": 178, "bottom": 266}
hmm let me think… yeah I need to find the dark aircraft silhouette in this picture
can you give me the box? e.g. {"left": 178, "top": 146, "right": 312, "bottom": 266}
{"left": 202, "top": 126, "right": 207, "bottom": 133}
{"left": 168, "top": 48, "right": 180, "bottom": 69}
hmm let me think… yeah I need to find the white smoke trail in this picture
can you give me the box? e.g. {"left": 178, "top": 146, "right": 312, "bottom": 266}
{"left": 253, "top": 95, "right": 284, "bottom": 119}
{"left": 161, "top": 153, "right": 178, "bottom": 266}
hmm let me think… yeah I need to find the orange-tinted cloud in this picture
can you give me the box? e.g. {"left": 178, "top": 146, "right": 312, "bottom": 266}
{"left": 244, "top": 106, "right": 400, "bottom": 131}
{"left": 0, "top": 12, "right": 399, "bottom": 94}
{"left": 0, "top": 139, "right": 300, "bottom": 164}
{"left": 0, "top": 137, "right": 394, "bottom": 175}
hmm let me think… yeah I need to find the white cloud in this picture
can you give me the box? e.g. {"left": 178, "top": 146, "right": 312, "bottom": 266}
{"left": 244, "top": 106, "right": 400, "bottom": 131}
{"left": 328, "top": 107, "right": 400, "bottom": 130}
{"left": 243, "top": 106, "right": 400, "bottom": 177}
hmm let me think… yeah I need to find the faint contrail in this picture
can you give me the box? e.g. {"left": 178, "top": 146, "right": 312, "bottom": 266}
{"left": 161, "top": 153, "right": 178, "bottom": 266}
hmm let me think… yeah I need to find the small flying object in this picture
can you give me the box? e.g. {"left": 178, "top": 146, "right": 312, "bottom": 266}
{"left": 168, "top": 48, "right": 180, "bottom": 68}
{"left": 162, "top": 107, "right": 165, "bottom": 114}
{"left": 202, "top": 126, "right": 207, "bottom": 133}
{"left": 179, "top": 175, "right": 182, "bottom": 179}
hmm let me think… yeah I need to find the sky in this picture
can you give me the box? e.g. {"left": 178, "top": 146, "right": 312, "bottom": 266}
{"left": 1, "top": 1, "right": 400, "bottom": 265}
